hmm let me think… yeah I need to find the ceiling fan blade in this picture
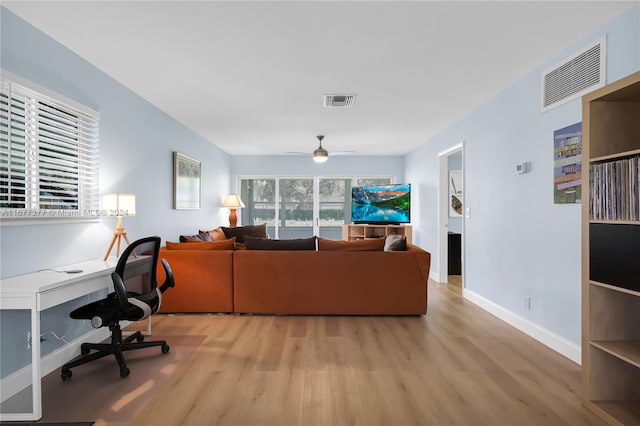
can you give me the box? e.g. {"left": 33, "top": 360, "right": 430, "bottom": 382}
{"left": 285, "top": 151, "right": 310, "bottom": 155}
{"left": 329, "top": 151, "right": 357, "bottom": 156}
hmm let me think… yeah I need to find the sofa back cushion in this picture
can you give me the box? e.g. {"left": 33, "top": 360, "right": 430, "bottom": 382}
{"left": 317, "top": 237, "right": 385, "bottom": 251}
{"left": 221, "top": 223, "right": 268, "bottom": 243}
{"left": 166, "top": 238, "right": 236, "bottom": 250}
{"left": 179, "top": 232, "right": 212, "bottom": 242}
{"left": 245, "top": 236, "right": 316, "bottom": 250}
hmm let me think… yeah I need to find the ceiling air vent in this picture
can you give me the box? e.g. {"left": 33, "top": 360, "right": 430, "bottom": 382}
{"left": 541, "top": 36, "right": 606, "bottom": 112}
{"left": 324, "top": 94, "right": 356, "bottom": 108}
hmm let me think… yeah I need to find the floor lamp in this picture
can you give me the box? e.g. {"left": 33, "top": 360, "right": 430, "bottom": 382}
{"left": 103, "top": 193, "right": 136, "bottom": 260}
{"left": 222, "top": 194, "right": 245, "bottom": 227}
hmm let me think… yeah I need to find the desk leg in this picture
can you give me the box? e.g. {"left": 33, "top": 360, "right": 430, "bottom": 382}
{"left": 31, "top": 301, "right": 42, "bottom": 420}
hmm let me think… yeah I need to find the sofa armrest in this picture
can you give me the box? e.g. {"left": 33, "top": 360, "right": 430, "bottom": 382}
{"left": 407, "top": 243, "right": 431, "bottom": 284}
{"left": 156, "top": 249, "right": 234, "bottom": 313}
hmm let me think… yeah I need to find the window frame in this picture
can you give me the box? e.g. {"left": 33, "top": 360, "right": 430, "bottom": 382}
{"left": 238, "top": 175, "right": 394, "bottom": 238}
{"left": 1, "top": 71, "right": 100, "bottom": 225}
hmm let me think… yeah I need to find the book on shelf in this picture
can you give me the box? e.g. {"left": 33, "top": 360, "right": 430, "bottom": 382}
{"left": 589, "top": 155, "right": 639, "bottom": 221}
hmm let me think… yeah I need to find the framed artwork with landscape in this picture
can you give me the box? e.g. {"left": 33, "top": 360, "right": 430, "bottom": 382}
{"left": 449, "top": 170, "right": 463, "bottom": 217}
{"left": 173, "top": 152, "right": 201, "bottom": 209}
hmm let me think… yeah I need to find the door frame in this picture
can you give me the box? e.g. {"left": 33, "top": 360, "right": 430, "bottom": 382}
{"left": 436, "top": 142, "right": 464, "bottom": 284}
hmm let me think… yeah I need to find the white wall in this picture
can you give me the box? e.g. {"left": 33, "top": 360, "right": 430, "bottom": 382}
{"left": 406, "top": 5, "right": 640, "bottom": 354}
{"left": 0, "top": 8, "right": 231, "bottom": 279}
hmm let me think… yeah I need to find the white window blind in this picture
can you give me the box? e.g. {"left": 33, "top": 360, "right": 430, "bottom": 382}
{"left": 0, "top": 76, "right": 99, "bottom": 217}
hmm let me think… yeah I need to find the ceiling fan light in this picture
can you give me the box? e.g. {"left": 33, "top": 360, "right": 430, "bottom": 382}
{"left": 313, "top": 147, "right": 328, "bottom": 163}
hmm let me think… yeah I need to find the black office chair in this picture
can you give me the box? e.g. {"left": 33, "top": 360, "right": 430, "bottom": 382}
{"left": 61, "top": 236, "right": 175, "bottom": 380}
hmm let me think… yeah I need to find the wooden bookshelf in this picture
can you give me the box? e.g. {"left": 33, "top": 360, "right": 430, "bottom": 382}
{"left": 582, "top": 70, "right": 640, "bottom": 425}
{"left": 342, "top": 224, "right": 412, "bottom": 244}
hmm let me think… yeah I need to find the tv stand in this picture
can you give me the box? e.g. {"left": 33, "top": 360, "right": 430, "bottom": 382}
{"left": 342, "top": 224, "right": 412, "bottom": 244}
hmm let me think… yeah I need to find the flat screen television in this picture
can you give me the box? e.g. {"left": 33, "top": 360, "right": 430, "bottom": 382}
{"left": 351, "top": 183, "right": 411, "bottom": 224}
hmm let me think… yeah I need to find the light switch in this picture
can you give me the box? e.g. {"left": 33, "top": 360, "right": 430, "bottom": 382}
{"left": 465, "top": 207, "right": 471, "bottom": 218}
{"left": 516, "top": 161, "right": 530, "bottom": 174}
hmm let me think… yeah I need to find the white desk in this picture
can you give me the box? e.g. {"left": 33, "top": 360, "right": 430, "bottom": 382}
{"left": 0, "top": 258, "right": 120, "bottom": 421}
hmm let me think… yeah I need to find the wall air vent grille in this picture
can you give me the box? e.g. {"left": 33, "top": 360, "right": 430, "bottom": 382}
{"left": 324, "top": 94, "right": 356, "bottom": 108}
{"left": 542, "top": 36, "right": 606, "bottom": 112}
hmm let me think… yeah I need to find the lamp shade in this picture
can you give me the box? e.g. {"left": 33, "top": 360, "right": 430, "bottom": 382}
{"left": 102, "top": 193, "right": 136, "bottom": 216}
{"left": 221, "top": 194, "right": 245, "bottom": 208}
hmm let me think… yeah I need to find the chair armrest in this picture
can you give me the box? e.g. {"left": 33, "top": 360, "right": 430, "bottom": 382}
{"left": 111, "top": 272, "right": 129, "bottom": 309}
{"left": 158, "top": 258, "right": 175, "bottom": 293}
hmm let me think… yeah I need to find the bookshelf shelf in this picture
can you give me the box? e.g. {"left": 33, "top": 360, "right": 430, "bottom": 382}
{"left": 582, "top": 70, "right": 640, "bottom": 425}
{"left": 590, "top": 148, "right": 640, "bottom": 163}
{"left": 589, "top": 220, "right": 640, "bottom": 225}
{"left": 591, "top": 341, "right": 640, "bottom": 369}
{"left": 342, "top": 224, "right": 412, "bottom": 244}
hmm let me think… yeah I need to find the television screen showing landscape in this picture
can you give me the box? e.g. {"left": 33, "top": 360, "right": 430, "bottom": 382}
{"left": 351, "top": 183, "right": 411, "bottom": 224}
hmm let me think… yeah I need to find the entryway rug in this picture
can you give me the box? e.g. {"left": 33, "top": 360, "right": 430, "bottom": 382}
{"left": 17, "top": 335, "right": 204, "bottom": 424}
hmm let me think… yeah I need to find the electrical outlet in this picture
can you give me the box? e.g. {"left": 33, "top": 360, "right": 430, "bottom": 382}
{"left": 524, "top": 296, "right": 532, "bottom": 311}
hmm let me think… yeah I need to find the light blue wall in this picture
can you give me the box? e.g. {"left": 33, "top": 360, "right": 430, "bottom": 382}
{"left": 231, "top": 155, "right": 404, "bottom": 185}
{"left": 0, "top": 7, "right": 232, "bottom": 379}
{"left": 406, "top": 5, "right": 639, "bottom": 346}
{"left": 0, "top": 7, "right": 231, "bottom": 279}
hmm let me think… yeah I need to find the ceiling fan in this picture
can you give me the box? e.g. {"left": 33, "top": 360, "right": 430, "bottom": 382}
{"left": 287, "top": 135, "right": 356, "bottom": 163}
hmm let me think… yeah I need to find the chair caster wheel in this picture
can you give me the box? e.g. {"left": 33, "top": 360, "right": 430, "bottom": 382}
{"left": 61, "top": 368, "right": 72, "bottom": 381}
{"left": 120, "top": 366, "right": 130, "bottom": 378}
{"left": 80, "top": 344, "right": 90, "bottom": 355}
{"left": 161, "top": 344, "right": 170, "bottom": 354}
{"left": 136, "top": 334, "right": 145, "bottom": 342}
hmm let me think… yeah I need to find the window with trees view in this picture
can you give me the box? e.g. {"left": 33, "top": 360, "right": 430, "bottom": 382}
{"left": 240, "top": 176, "right": 392, "bottom": 239}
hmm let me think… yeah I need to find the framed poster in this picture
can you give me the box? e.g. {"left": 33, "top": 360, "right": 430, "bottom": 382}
{"left": 553, "top": 122, "right": 582, "bottom": 204}
{"left": 449, "top": 170, "right": 463, "bottom": 217}
{"left": 173, "top": 152, "right": 201, "bottom": 209}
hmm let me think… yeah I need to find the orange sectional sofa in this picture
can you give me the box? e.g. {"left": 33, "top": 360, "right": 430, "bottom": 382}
{"left": 156, "top": 242, "right": 430, "bottom": 315}
{"left": 156, "top": 249, "right": 234, "bottom": 313}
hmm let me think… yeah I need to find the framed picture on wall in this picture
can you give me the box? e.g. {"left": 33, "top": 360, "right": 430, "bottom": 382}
{"left": 449, "top": 170, "right": 463, "bottom": 217}
{"left": 173, "top": 152, "right": 201, "bottom": 209}
{"left": 553, "top": 122, "right": 582, "bottom": 204}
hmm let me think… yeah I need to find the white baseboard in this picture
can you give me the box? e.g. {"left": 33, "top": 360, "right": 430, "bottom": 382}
{"left": 462, "top": 288, "right": 581, "bottom": 365}
{"left": 0, "top": 328, "right": 110, "bottom": 403}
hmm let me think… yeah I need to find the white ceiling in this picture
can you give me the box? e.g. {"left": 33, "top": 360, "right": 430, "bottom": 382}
{"left": 3, "top": 1, "right": 636, "bottom": 156}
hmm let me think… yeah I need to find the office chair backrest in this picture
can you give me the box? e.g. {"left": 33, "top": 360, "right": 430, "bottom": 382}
{"left": 113, "top": 236, "right": 162, "bottom": 314}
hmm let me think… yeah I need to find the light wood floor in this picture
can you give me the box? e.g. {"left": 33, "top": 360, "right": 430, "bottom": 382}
{"left": 102, "top": 279, "right": 603, "bottom": 426}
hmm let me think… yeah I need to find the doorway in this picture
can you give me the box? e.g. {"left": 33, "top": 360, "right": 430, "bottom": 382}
{"left": 437, "top": 143, "right": 464, "bottom": 288}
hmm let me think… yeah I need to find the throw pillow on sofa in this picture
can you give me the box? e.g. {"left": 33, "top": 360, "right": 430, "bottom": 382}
{"left": 198, "top": 227, "right": 228, "bottom": 241}
{"left": 317, "top": 237, "right": 385, "bottom": 251}
{"left": 384, "top": 234, "right": 407, "bottom": 251}
{"left": 244, "top": 236, "right": 316, "bottom": 250}
{"left": 179, "top": 232, "right": 212, "bottom": 242}
{"left": 166, "top": 238, "right": 236, "bottom": 250}
{"left": 221, "top": 223, "right": 268, "bottom": 243}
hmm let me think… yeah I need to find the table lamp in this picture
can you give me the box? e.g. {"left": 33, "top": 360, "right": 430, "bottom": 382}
{"left": 221, "top": 194, "right": 245, "bottom": 227}
{"left": 103, "top": 193, "right": 136, "bottom": 260}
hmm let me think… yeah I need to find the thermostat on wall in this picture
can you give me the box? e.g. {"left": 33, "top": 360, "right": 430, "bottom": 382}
{"left": 516, "top": 162, "right": 529, "bottom": 174}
